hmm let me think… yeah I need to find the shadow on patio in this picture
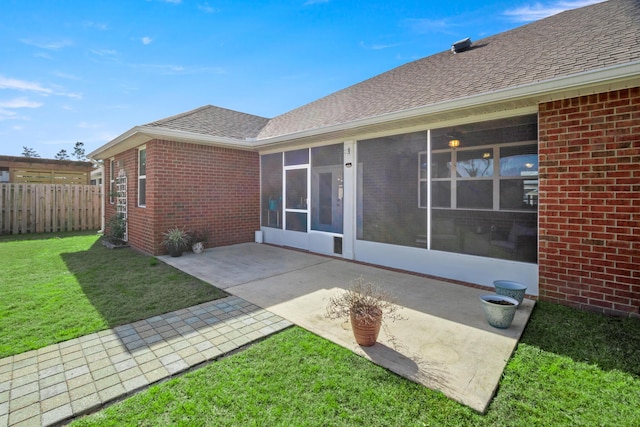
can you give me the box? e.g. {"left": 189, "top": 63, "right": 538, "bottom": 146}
{"left": 160, "top": 242, "right": 536, "bottom": 413}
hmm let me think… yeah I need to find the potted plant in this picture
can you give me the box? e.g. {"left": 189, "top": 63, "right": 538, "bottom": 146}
{"left": 325, "top": 276, "right": 403, "bottom": 347}
{"left": 161, "top": 227, "right": 190, "bottom": 257}
{"left": 189, "top": 230, "right": 209, "bottom": 254}
{"left": 479, "top": 294, "right": 520, "bottom": 329}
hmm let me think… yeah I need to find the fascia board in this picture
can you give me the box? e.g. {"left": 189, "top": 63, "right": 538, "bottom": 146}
{"left": 87, "top": 127, "right": 146, "bottom": 159}
{"left": 90, "top": 61, "right": 640, "bottom": 158}
{"left": 88, "top": 126, "right": 255, "bottom": 159}
{"left": 137, "top": 126, "right": 255, "bottom": 149}
{"left": 253, "top": 61, "right": 640, "bottom": 147}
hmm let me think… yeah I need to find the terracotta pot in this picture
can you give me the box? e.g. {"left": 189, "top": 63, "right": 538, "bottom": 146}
{"left": 350, "top": 309, "right": 382, "bottom": 347}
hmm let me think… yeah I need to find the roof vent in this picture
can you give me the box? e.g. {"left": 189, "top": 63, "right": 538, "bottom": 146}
{"left": 451, "top": 37, "right": 472, "bottom": 54}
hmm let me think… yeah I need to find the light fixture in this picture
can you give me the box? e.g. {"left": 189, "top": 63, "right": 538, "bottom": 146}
{"left": 448, "top": 138, "right": 460, "bottom": 149}
{"left": 525, "top": 163, "right": 534, "bottom": 168}
{"left": 447, "top": 131, "right": 461, "bottom": 149}
{"left": 482, "top": 152, "right": 491, "bottom": 159}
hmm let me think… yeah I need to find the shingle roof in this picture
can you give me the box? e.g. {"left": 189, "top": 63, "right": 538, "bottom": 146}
{"left": 257, "top": 0, "right": 640, "bottom": 139}
{"left": 142, "top": 0, "right": 639, "bottom": 143}
{"left": 144, "top": 105, "right": 269, "bottom": 140}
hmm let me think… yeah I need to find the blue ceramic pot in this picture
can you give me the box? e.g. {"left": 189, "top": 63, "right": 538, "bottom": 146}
{"left": 493, "top": 280, "right": 527, "bottom": 305}
{"left": 479, "top": 294, "right": 519, "bottom": 329}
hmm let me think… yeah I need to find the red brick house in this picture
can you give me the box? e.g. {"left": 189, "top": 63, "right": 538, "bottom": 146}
{"left": 89, "top": 0, "right": 639, "bottom": 317}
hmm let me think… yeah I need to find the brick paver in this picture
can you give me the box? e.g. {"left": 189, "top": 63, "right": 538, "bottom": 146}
{"left": 0, "top": 296, "right": 291, "bottom": 426}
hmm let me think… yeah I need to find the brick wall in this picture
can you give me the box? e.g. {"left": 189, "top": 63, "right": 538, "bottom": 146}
{"left": 104, "top": 140, "right": 260, "bottom": 255}
{"left": 538, "top": 87, "right": 640, "bottom": 317}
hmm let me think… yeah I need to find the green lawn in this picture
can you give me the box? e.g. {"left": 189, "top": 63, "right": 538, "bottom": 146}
{"left": 0, "top": 232, "right": 227, "bottom": 358}
{"left": 72, "top": 302, "right": 640, "bottom": 427}
{"left": 3, "top": 232, "right": 638, "bottom": 425}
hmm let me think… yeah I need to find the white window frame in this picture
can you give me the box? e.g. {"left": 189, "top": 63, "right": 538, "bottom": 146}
{"left": 138, "top": 146, "right": 146, "bottom": 208}
{"left": 431, "top": 140, "right": 537, "bottom": 212}
{"left": 418, "top": 151, "right": 428, "bottom": 208}
{"left": 109, "top": 158, "right": 115, "bottom": 204}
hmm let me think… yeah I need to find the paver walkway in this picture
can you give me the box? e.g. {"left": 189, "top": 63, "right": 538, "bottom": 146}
{"left": 0, "top": 296, "right": 291, "bottom": 427}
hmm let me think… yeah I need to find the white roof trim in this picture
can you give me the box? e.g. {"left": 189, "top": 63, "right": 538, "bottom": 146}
{"left": 88, "top": 126, "right": 255, "bottom": 159}
{"left": 89, "top": 60, "right": 640, "bottom": 159}
{"left": 253, "top": 60, "right": 640, "bottom": 146}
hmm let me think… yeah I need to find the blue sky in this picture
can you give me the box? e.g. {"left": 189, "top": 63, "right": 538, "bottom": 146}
{"left": 0, "top": 0, "right": 604, "bottom": 159}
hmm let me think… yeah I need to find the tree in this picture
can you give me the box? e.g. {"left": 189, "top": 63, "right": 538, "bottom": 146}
{"left": 22, "top": 146, "right": 40, "bottom": 158}
{"left": 73, "top": 142, "right": 86, "bottom": 161}
{"left": 55, "top": 149, "right": 70, "bottom": 160}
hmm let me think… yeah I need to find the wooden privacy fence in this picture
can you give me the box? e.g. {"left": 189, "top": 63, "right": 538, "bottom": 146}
{"left": 0, "top": 183, "right": 102, "bottom": 235}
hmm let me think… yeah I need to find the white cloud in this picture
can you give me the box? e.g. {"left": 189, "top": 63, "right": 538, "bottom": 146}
{"left": 20, "top": 38, "right": 73, "bottom": 50}
{"left": 504, "top": 0, "right": 606, "bottom": 22}
{"left": 53, "top": 72, "right": 81, "bottom": 80}
{"left": 83, "top": 21, "right": 108, "bottom": 30}
{"left": 359, "top": 41, "right": 401, "bottom": 51}
{"left": 0, "top": 97, "right": 43, "bottom": 109}
{"left": 88, "top": 49, "right": 121, "bottom": 65}
{"left": 0, "top": 76, "right": 52, "bottom": 94}
{"left": 132, "top": 63, "right": 226, "bottom": 75}
{"left": 0, "top": 77, "right": 77, "bottom": 106}
{"left": 0, "top": 108, "right": 30, "bottom": 121}
{"left": 77, "top": 121, "right": 101, "bottom": 129}
{"left": 58, "top": 91, "right": 83, "bottom": 100}
{"left": 142, "top": 37, "right": 153, "bottom": 45}
{"left": 198, "top": 2, "right": 219, "bottom": 13}
{"left": 403, "top": 18, "right": 453, "bottom": 35}
{"left": 0, "top": 109, "right": 16, "bottom": 119}
{"left": 34, "top": 52, "right": 54, "bottom": 60}
{"left": 90, "top": 48, "right": 119, "bottom": 57}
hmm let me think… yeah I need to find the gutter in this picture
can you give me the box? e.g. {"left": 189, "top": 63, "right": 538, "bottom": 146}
{"left": 88, "top": 126, "right": 256, "bottom": 159}
{"left": 252, "top": 60, "right": 640, "bottom": 146}
{"left": 89, "top": 60, "right": 640, "bottom": 158}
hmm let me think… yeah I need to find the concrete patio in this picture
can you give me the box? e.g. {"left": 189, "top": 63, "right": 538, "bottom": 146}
{"left": 161, "top": 242, "right": 535, "bottom": 413}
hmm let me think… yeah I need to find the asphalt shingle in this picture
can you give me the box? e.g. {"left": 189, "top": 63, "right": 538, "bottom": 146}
{"left": 140, "top": 0, "right": 640, "bottom": 142}
{"left": 258, "top": 0, "right": 640, "bottom": 139}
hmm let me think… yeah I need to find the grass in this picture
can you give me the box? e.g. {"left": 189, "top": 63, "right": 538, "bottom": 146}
{"left": 0, "top": 231, "right": 226, "bottom": 358}
{"left": 71, "top": 302, "right": 640, "bottom": 427}
{"left": 3, "top": 232, "right": 638, "bottom": 425}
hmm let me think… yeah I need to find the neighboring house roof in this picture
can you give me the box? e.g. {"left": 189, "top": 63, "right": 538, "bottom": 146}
{"left": 0, "top": 155, "right": 94, "bottom": 184}
{"left": 144, "top": 105, "right": 269, "bottom": 140}
{"left": 89, "top": 0, "right": 640, "bottom": 159}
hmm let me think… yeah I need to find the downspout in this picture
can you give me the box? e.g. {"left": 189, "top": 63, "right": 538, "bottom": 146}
{"left": 100, "top": 164, "right": 105, "bottom": 233}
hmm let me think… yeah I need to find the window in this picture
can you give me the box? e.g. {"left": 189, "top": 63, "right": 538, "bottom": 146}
{"left": 419, "top": 152, "right": 428, "bottom": 208}
{"left": 109, "top": 159, "right": 115, "bottom": 204}
{"left": 499, "top": 145, "right": 538, "bottom": 210}
{"left": 0, "top": 167, "right": 9, "bottom": 183}
{"left": 138, "top": 148, "right": 146, "bottom": 207}
{"left": 431, "top": 116, "right": 537, "bottom": 212}
{"left": 429, "top": 114, "right": 538, "bottom": 262}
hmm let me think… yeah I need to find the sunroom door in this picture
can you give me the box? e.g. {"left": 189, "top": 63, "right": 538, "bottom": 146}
{"left": 284, "top": 167, "right": 309, "bottom": 232}
{"left": 311, "top": 165, "right": 343, "bottom": 233}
